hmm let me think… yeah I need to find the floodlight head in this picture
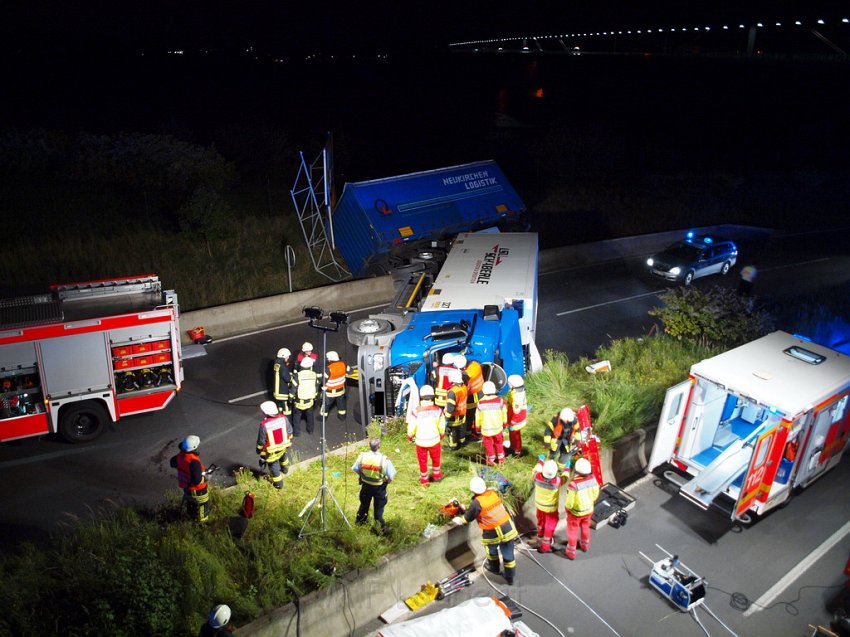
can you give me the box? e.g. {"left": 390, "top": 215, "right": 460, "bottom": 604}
{"left": 329, "top": 311, "right": 349, "bottom": 324}
{"left": 303, "top": 306, "right": 324, "bottom": 320}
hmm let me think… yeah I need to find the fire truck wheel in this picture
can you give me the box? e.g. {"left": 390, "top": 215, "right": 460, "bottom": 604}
{"left": 59, "top": 401, "right": 107, "bottom": 443}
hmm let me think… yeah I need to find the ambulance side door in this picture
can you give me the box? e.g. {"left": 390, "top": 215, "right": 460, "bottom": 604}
{"left": 648, "top": 380, "right": 692, "bottom": 471}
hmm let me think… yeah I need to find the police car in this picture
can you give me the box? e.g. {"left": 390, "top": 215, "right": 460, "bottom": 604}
{"left": 646, "top": 233, "right": 738, "bottom": 286}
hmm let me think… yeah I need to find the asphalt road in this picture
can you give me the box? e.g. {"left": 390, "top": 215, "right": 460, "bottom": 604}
{"left": 2, "top": 226, "right": 849, "bottom": 636}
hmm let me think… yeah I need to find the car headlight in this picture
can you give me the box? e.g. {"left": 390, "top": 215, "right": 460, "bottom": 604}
{"left": 669, "top": 267, "right": 681, "bottom": 275}
{"left": 369, "top": 353, "right": 385, "bottom": 372}
{"left": 646, "top": 258, "right": 654, "bottom": 267}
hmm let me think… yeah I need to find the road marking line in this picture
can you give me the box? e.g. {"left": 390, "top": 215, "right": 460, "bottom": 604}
{"left": 228, "top": 390, "right": 267, "bottom": 404}
{"left": 556, "top": 291, "right": 661, "bottom": 316}
{"left": 743, "top": 518, "right": 850, "bottom": 617}
{"left": 761, "top": 257, "right": 829, "bottom": 273}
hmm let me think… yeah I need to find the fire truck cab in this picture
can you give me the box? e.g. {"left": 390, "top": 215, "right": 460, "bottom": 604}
{"left": 0, "top": 275, "right": 183, "bottom": 443}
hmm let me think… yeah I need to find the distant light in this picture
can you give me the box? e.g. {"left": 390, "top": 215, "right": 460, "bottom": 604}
{"left": 817, "top": 19, "right": 825, "bottom": 25}
{"left": 844, "top": 18, "right": 849, "bottom": 24}
{"left": 775, "top": 22, "right": 781, "bottom": 27}
{"left": 756, "top": 23, "right": 763, "bottom": 28}
{"left": 704, "top": 26, "right": 710, "bottom": 31}
{"left": 647, "top": 30, "right": 652, "bottom": 34}
{"left": 627, "top": 30, "right": 632, "bottom": 34}
{"left": 723, "top": 25, "right": 729, "bottom": 30}
{"left": 671, "top": 28, "right": 677, "bottom": 32}
{"left": 795, "top": 21, "right": 802, "bottom": 26}
{"left": 637, "top": 30, "right": 642, "bottom": 34}
{"left": 739, "top": 24, "right": 745, "bottom": 28}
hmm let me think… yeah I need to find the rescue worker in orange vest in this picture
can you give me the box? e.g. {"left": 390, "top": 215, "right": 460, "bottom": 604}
{"left": 272, "top": 347, "right": 293, "bottom": 415}
{"left": 170, "top": 435, "right": 210, "bottom": 523}
{"left": 533, "top": 458, "right": 562, "bottom": 553}
{"left": 545, "top": 407, "right": 579, "bottom": 471}
{"left": 505, "top": 374, "right": 528, "bottom": 457}
{"left": 453, "top": 476, "right": 519, "bottom": 585}
{"left": 295, "top": 341, "right": 319, "bottom": 368}
{"left": 256, "top": 401, "right": 293, "bottom": 490}
{"left": 444, "top": 368, "right": 468, "bottom": 450}
{"left": 291, "top": 357, "right": 320, "bottom": 435}
{"left": 320, "top": 351, "right": 351, "bottom": 419}
{"left": 564, "top": 457, "right": 600, "bottom": 560}
{"left": 433, "top": 351, "right": 456, "bottom": 408}
{"left": 476, "top": 381, "right": 508, "bottom": 466}
{"left": 351, "top": 437, "right": 397, "bottom": 529}
{"left": 407, "top": 385, "right": 446, "bottom": 485}
{"left": 454, "top": 354, "right": 484, "bottom": 438}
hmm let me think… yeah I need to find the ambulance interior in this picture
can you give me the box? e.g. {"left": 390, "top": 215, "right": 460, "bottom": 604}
{"left": 677, "top": 381, "right": 782, "bottom": 492}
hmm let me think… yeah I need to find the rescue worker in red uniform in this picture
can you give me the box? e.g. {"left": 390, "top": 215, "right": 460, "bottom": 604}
{"left": 272, "top": 347, "right": 293, "bottom": 415}
{"left": 256, "top": 401, "right": 293, "bottom": 490}
{"left": 351, "top": 437, "right": 397, "bottom": 529}
{"left": 564, "top": 457, "right": 600, "bottom": 560}
{"left": 291, "top": 356, "right": 320, "bottom": 435}
{"left": 454, "top": 354, "right": 484, "bottom": 438}
{"left": 444, "top": 368, "right": 468, "bottom": 450}
{"left": 320, "top": 351, "right": 350, "bottom": 419}
{"left": 533, "top": 458, "right": 562, "bottom": 553}
{"left": 545, "top": 407, "right": 579, "bottom": 471}
{"left": 433, "top": 351, "right": 456, "bottom": 408}
{"left": 505, "top": 374, "right": 528, "bottom": 457}
{"left": 295, "top": 341, "right": 319, "bottom": 367}
{"left": 407, "top": 385, "right": 446, "bottom": 485}
{"left": 170, "top": 434, "right": 210, "bottom": 523}
{"left": 453, "top": 476, "right": 519, "bottom": 585}
{"left": 476, "top": 381, "right": 508, "bottom": 465}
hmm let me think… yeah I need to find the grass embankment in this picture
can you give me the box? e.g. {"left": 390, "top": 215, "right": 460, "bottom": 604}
{"left": 0, "top": 334, "right": 709, "bottom": 636}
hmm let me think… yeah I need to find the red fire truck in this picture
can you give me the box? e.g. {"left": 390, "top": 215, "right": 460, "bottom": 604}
{"left": 0, "top": 275, "right": 183, "bottom": 443}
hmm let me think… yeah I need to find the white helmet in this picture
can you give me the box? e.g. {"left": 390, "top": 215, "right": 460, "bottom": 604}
{"left": 260, "top": 401, "right": 278, "bottom": 417}
{"left": 326, "top": 351, "right": 339, "bottom": 362}
{"left": 453, "top": 354, "right": 467, "bottom": 369}
{"left": 482, "top": 381, "right": 497, "bottom": 395}
{"left": 470, "top": 476, "right": 487, "bottom": 494}
{"left": 575, "top": 457, "right": 592, "bottom": 476}
{"left": 180, "top": 435, "right": 200, "bottom": 452}
{"left": 276, "top": 347, "right": 291, "bottom": 359}
{"left": 300, "top": 357, "right": 315, "bottom": 369}
{"left": 209, "top": 604, "right": 231, "bottom": 629}
{"left": 559, "top": 407, "right": 577, "bottom": 423}
{"left": 542, "top": 460, "right": 559, "bottom": 480}
{"left": 447, "top": 369, "right": 463, "bottom": 385}
{"left": 508, "top": 374, "right": 524, "bottom": 388}
{"left": 419, "top": 385, "right": 435, "bottom": 399}
{"left": 441, "top": 352, "right": 456, "bottom": 365}
{"left": 302, "top": 342, "right": 313, "bottom": 352}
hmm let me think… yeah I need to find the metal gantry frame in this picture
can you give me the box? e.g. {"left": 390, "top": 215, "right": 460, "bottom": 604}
{"left": 290, "top": 146, "right": 350, "bottom": 282}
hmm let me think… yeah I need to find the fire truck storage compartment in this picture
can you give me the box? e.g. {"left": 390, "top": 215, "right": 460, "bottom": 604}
{"left": 1, "top": 340, "right": 45, "bottom": 420}
{"left": 109, "top": 325, "right": 176, "bottom": 394}
{"left": 40, "top": 332, "right": 113, "bottom": 397}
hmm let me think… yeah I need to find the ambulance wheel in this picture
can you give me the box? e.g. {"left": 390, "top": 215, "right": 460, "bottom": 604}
{"left": 59, "top": 401, "right": 107, "bottom": 443}
{"left": 347, "top": 318, "right": 394, "bottom": 347}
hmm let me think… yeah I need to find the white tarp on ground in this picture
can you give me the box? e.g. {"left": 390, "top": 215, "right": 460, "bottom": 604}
{"left": 376, "top": 597, "right": 512, "bottom": 637}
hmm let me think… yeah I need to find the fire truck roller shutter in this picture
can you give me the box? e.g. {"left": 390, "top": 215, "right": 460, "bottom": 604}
{"left": 59, "top": 400, "right": 109, "bottom": 443}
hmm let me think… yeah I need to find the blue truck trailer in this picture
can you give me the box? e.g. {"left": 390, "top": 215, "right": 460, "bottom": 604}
{"left": 332, "top": 160, "right": 526, "bottom": 278}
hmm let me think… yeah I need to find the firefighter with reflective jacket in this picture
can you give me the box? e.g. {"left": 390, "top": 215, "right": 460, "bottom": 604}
{"left": 321, "top": 351, "right": 350, "bottom": 419}
{"left": 444, "top": 368, "right": 468, "bottom": 450}
{"left": 533, "top": 458, "right": 562, "bottom": 553}
{"left": 291, "top": 357, "right": 320, "bottom": 435}
{"left": 170, "top": 435, "right": 210, "bottom": 523}
{"left": 352, "top": 437, "right": 397, "bottom": 529}
{"left": 295, "top": 341, "right": 318, "bottom": 368}
{"left": 433, "top": 351, "right": 456, "bottom": 408}
{"left": 476, "top": 381, "right": 508, "bottom": 465}
{"left": 256, "top": 401, "right": 293, "bottom": 490}
{"left": 564, "top": 457, "right": 600, "bottom": 560}
{"left": 272, "top": 347, "right": 293, "bottom": 415}
{"left": 453, "top": 476, "right": 518, "bottom": 585}
{"left": 407, "top": 385, "right": 446, "bottom": 485}
{"left": 454, "top": 354, "right": 484, "bottom": 437}
{"left": 545, "top": 407, "right": 579, "bottom": 471}
{"left": 505, "top": 374, "right": 528, "bottom": 457}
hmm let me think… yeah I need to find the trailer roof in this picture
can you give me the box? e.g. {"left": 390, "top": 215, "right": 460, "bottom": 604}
{"left": 422, "top": 232, "right": 538, "bottom": 312}
{"left": 691, "top": 331, "right": 850, "bottom": 416}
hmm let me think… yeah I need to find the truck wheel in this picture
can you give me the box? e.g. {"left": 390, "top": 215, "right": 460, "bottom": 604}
{"left": 59, "top": 401, "right": 108, "bottom": 443}
{"left": 720, "top": 261, "right": 731, "bottom": 276}
{"left": 347, "top": 318, "right": 394, "bottom": 347}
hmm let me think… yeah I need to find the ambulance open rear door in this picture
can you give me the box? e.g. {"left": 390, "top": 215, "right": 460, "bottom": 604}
{"left": 648, "top": 380, "right": 692, "bottom": 472}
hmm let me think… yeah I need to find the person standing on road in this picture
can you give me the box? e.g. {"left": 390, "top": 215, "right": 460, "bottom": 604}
{"left": 199, "top": 604, "right": 234, "bottom": 636}
{"left": 444, "top": 368, "right": 468, "bottom": 450}
{"left": 737, "top": 262, "right": 758, "bottom": 297}
{"left": 351, "top": 437, "right": 396, "bottom": 530}
{"left": 476, "top": 381, "right": 508, "bottom": 466}
{"left": 272, "top": 347, "right": 293, "bottom": 416}
{"left": 564, "top": 457, "right": 600, "bottom": 560}
{"left": 295, "top": 341, "right": 318, "bottom": 367}
{"left": 407, "top": 385, "right": 446, "bottom": 485}
{"left": 170, "top": 435, "right": 210, "bottom": 523}
{"left": 256, "top": 401, "right": 293, "bottom": 490}
{"left": 533, "top": 458, "right": 562, "bottom": 553}
{"left": 320, "top": 351, "right": 351, "bottom": 420}
{"left": 291, "top": 357, "right": 320, "bottom": 435}
{"left": 505, "top": 374, "right": 528, "bottom": 457}
{"left": 453, "top": 476, "right": 519, "bottom": 585}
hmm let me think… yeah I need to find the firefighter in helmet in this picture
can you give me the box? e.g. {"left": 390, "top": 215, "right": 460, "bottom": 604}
{"left": 407, "top": 385, "right": 446, "bottom": 485}
{"left": 444, "top": 368, "right": 468, "bottom": 450}
{"left": 272, "top": 347, "right": 293, "bottom": 415}
{"left": 433, "top": 351, "right": 456, "bottom": 408}
{"left": 291, "top": 357, "right": 320, "bottom": 435}
{"left": 545, "top": 407, "right": 579, "bottom": 471}
{"left": 169, "top": 435, "right": 210, "bottom": 523}
{"left": 564, "top": 457, "right": 600, "bottom": 559}
{"left": 200, "top": 604, "right": 234, "bottom": 636}
{"left": 476, "top": 381, "right": 508, "bottom": 465}
{"left": 453, "top": 476, "right": 519, "bottom": 585}
{"left": 256, "top": 401, "right": 293, "bottom": 490}
{"left": 295, "top": 341, "right": 318, "bottom": 367}
{"left": 320, "top": 351, "right": 351, "bottom": 419}
{"left": 453, "top": 354, "right": 484, "bottom": 438}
